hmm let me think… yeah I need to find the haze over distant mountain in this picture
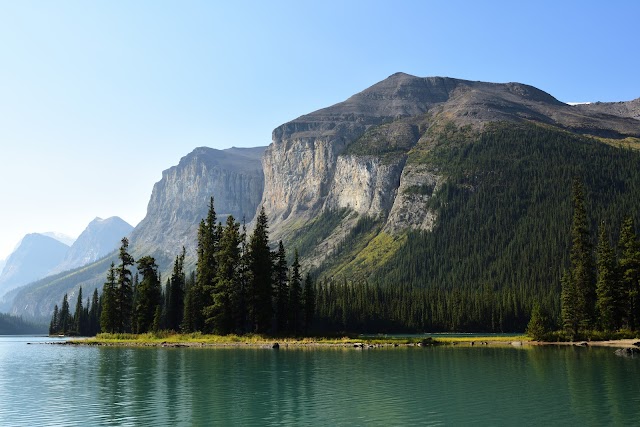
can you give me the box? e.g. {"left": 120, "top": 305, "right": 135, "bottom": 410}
{"left": 0, "top": 234, "right": 69, "bottom": 301}
{"left": 0, "top": 259, "right": 5, "bottom": 276}
{"left": 49, "top": 217, "right": 133, "bottom": 274}
{"left": 11, "top": 146, "right": 266, "bottom": 318}
{"left": 41, "top": 232, "right": 76, "bottom": 247}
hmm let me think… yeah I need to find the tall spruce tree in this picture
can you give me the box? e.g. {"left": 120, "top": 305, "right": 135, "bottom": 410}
{"left": 115, "top": 237, "right": 135, "bottom": 333}
{"left": 207, "top": 215, "right": 241, "bottom": 334}
{"left": 89, "top": 288, "right": 100, "bottom": 336}
{"left": 302, "top": 272, "right": 315, "bottom": 334}
{"left": 595, "top": 222, "right": 619, "bottom": 331}
{"left": 135, "top": 256, "right": 161, "bottom": 334}
{"left": 249, "top": 206, "right": 273, "bottom": 334}
{"left": 184, "top": 198, "right": 218, "bottom": 332}
{"left": 235, "top": 219, "right": 251, "bottom": 334}
{"left": 167, "top": 248, "right": 186, "bottom": 331}
{"left": 288, "top": 250, "right": 302, "bottom": 335}
{"left": 618, "top": 216, "right": 640, "bottom": 330}
{"left": 49, "top": 304, "right": 59, "bottom": 335}
{"left": 561, "top": 269, "right": 579, "bottom": 339}
{"left": 59, "top": 293, "right": 71, "bottom": 335}
{"left": 274, "top": 241, "right": 289, "bottom": 334}
{"left": 567, "top": 179, "right": 596, "bottom": 331}
{"left": 73, "top": 287, "right": 84, "bottom": 336}
{"left": 100, "top": 263, "right": 117, "bottom": 333}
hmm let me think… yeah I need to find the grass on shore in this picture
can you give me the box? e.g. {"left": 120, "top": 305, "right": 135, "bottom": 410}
{"left": 72, "top": 331, "right": 531, "bottom": 346}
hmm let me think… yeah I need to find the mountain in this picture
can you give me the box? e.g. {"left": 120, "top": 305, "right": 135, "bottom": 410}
{"left": 49, "top": 217, "right": 133, "bottom": 274}
{"left": 9, "top": 73, "right": 640, "bottom": 325}
{"left": 261, "top": 73, "right": 640, "bottom": 260}
{"left": 10, "top": 146, "right": 266, "bottom": 319}
{"left": 0, "top": 259, "right": 5, "bottom": 276}
{"left": 0, "top": 234, "right": 69, "bottom": 303}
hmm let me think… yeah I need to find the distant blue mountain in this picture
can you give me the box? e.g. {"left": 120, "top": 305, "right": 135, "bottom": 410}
{"left": 0, "top": 234, "right": 69, "bottom": 300}
{"left": 49, "top": 217, "right": 133, "bottom": 274}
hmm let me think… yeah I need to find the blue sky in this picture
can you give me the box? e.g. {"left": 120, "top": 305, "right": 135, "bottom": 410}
{"left": 1, "top": 1, "right": 639, "bottom": 259}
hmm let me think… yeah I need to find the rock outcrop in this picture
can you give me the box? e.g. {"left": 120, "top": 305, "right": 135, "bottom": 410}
{"left": 128, "top": 146, "right": 266, "bottom": 268}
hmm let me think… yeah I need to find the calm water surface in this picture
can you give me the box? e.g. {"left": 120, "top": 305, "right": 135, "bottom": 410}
{"left": 1, "top": 336, "right": 639, "bottom": 426}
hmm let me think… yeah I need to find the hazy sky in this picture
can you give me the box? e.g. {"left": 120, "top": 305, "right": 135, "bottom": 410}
{"left": 1, "top": 1, "right": 639, "bottom": 259}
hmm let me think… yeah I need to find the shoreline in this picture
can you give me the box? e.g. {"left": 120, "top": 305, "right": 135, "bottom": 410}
{"left": 46, "top": 335, "right": 640, "bottom": 350}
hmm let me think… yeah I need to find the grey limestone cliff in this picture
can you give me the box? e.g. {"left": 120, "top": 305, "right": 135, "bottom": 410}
{"left": 129, "top": 146, "right": 266, "bottom": 267}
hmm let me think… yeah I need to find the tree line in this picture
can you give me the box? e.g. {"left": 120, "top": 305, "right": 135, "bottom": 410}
{"left": 50, "top": 199, "right": 315, "bottom": 336}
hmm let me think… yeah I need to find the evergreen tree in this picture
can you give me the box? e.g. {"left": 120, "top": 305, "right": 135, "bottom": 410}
{"left": 302, "top": 273, "right": 315, "bottom": 334}
{"left": 89, "top": 288, "right": 100, "bottom": 336}
{"left": 561, "top": 270, "right": 579, "bottom": 339}
{"left": 207, "top": 215, "right": 241, "bottom": 334}
{"left": 567, "top": 179, "right": 596, "bottom": 331}
{"left": 100, "top": 263, "right": 117, "bottom": 333}
{"left": 618, "top": 216, "right": 640, "bottom": 329}
{"left": 288, "top": 250, "right": 302, "bottom": 335}
{"left": 526, "top": 303, "right": 550, "bottom": 341}
{"left": 235, "top": 219, "right": 251, "bottom": 334}
{"left": 59, "top": 293, "right": 71, "bottom": 335}
{"left": 115, "top": 237, "right": 135, "bottom": 333}
{"left": 248, "top": 206, "right": 273, "bottom": 334}
{"left": 595, "top": 222, "right": 619, "bottom": 331}
{"left": 73, "top": 287, "right": 84, "bottom": 336}
{"left": 135, "top": 256, "right": 161, "bottom": 334}
{"left": 273, "top": 241, "right": 289, "bottom": 333}
{"left": 49, "top": 304, "right": 59, "bottom": 335}
{"left": 167, "top": 248, "right": 186, "bottom": 331}
{"left": 184, "top": 198, "right": 218, "bottom": 332}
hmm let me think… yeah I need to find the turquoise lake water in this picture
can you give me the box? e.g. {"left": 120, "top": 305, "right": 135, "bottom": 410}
{"left": 0, "top": 336, "right": 639, "bottom": 426}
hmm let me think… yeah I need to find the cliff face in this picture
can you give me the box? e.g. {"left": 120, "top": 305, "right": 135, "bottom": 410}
{"left": 130, "top": 146, "right": 266, "bottom": 267}
{"left": 261, "top": 73, "right": 640, "bottom": 271}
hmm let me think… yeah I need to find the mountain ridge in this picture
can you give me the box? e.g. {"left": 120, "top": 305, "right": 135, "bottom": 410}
{"left": 7, "top": 73, "right": 640, "bottom": 321}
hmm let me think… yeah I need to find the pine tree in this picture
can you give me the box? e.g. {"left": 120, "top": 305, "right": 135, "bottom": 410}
{"left": 288, "top": 250, "right": 302, "bottom": 335}
{"left": 207, "top": 215, "right": 241, "bottom": 334}
{"left": 89, "top": 288, "right": 100, "bottom": 336}
{"left": 618, "top": 216, "right": 640, "bottom": 330}
{"left": 73, "top": 287, "right": 84, "bottom": 336}
{"left": 235, "top": 219, "right": 251, "bottom": 334}
{"left": 249, "top": 206, "right": 273, "bottom": 334}
{"left": 568, "top": 179, "right": 595, "bottom": 330}
{"left": 167, "top": 248, "right": 186, "bottom": 331}
{"left": 561, "top": 270, "right": 579, "bottom": 339}
{"left": 274, "top": 241, "right": 289, "bottom": 333}
{"left": 302, "top": 273, "right": 315, "bottom": 334}
{"left": 100, "top": 263, "right": 117, "bottom": 333}
{"left": 49, "top": 304, "right": 59, "bottom": 335}
{"left": 135, "top": 256, "right": 161, "bottom": 334}
{"left": 184, "top": 198, "right": 218, "bottom": 332}
{"left": 595, "top": 222, "right": 618, "bottom": 331}
{"left": 115, "top": 237, "right": 135, "bottom": 333}
{"left": 59, "top": 294, "right": 71, "bottom": 335}
{"left": 526, "top": 303, "right": 550, "bottom": 341}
